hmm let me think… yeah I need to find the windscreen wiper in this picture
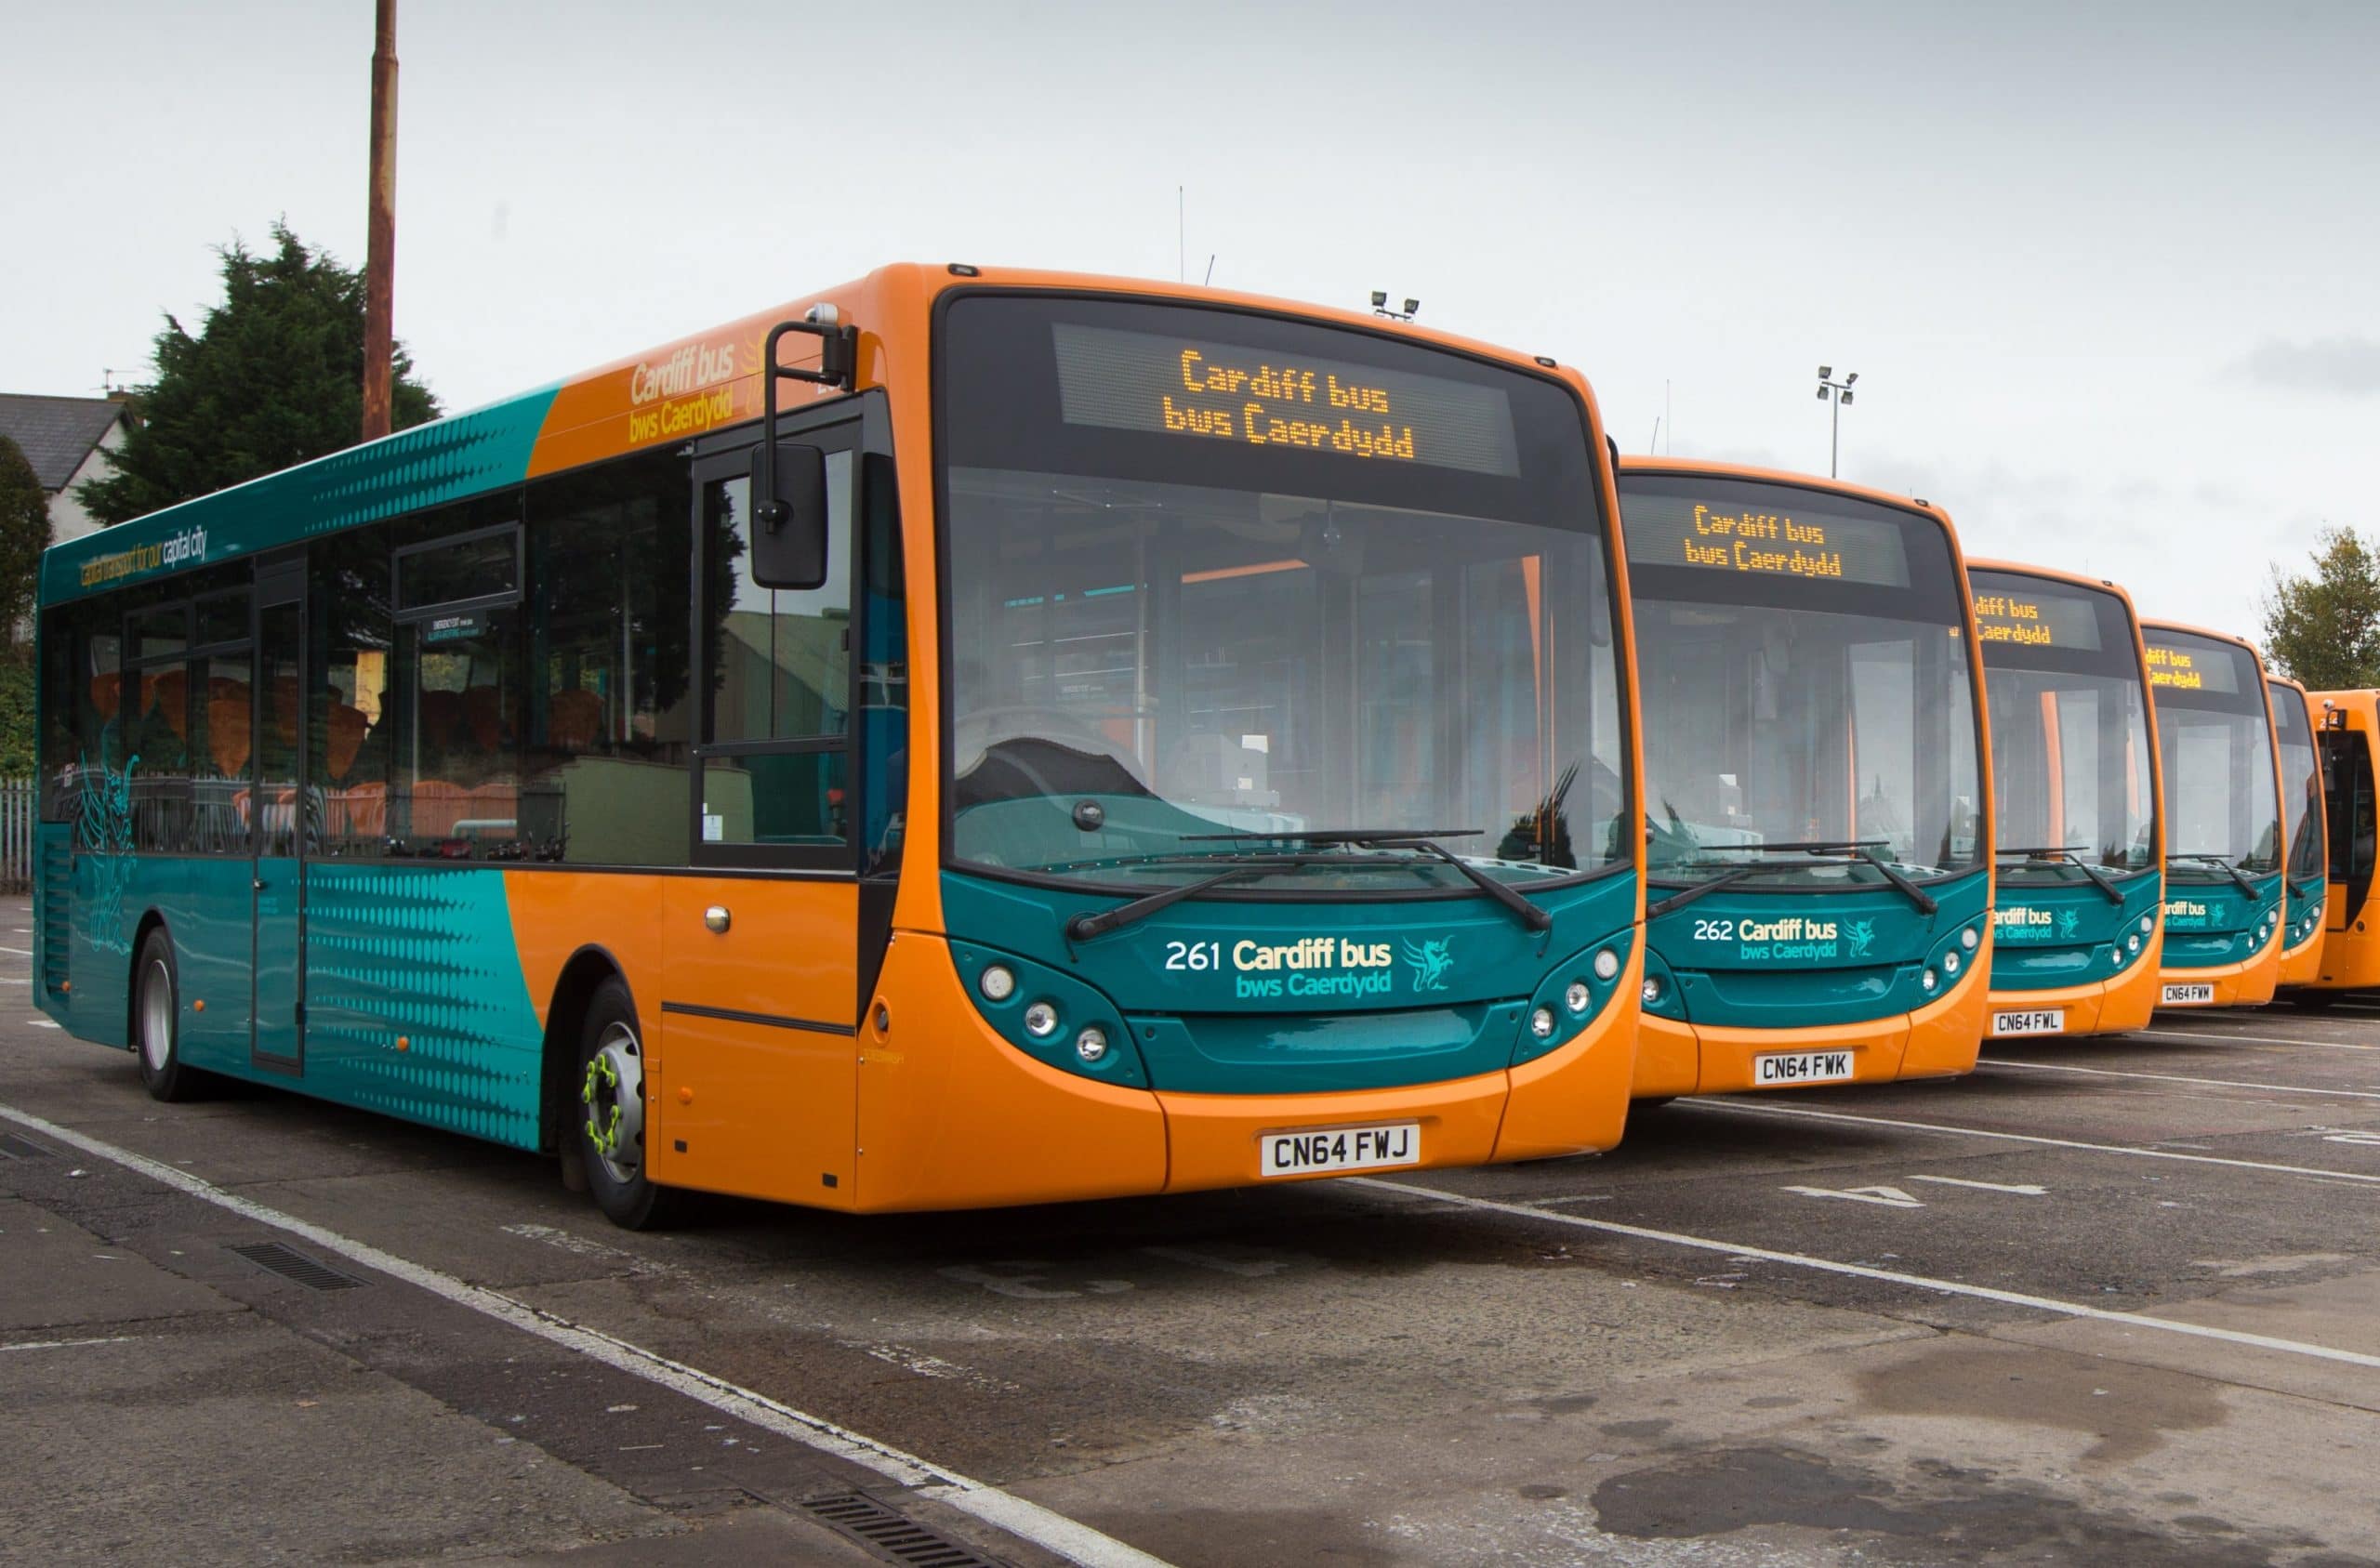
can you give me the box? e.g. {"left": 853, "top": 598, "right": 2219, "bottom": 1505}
{"left": 1721, "top": 838, "right": 1940, "bottom": 916}
{"left": 1999, "top": 844, "right": 2126, "bottom": 906}
{"left": 1064, "top": 857, "right": 1312, "bottom": 942}
{"left": 1646, "top": 862, "right": 1780, "bottom": 919}
{"left": 1183, "top": 827, "right": 1553, "bottom": 933}
{"left": 2172, "top": 852, "right": 2261, "bottom": 897}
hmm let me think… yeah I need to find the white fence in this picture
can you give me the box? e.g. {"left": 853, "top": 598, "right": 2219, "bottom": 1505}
{"left": 0, "top": 779, "right": 33, "bottom": 891}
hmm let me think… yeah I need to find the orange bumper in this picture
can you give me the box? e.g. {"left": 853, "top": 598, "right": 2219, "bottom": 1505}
{"left": 2155, "top": 931, "right": 2281, "bottom": 1009}
{"left": 1983, "top": 932, "right": 2164, "bottom": 1039}
{"left": 2278, "top": 929, "right": 2324, "bottom": 987}
{"left": 1632, "top": 957, "right": 1989, "bottom": 1098}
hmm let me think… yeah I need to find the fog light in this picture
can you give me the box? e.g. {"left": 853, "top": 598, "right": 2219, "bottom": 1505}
{"left": 979, "top": 964, "right": 1016, "bottom": 1003}
{"left": 1075, "top": 1025, "right": 1108, "bottom": 1063}
{"left": 1960, "top": 927, "right": 1979, "bottom": 951}
{"left": 1593, "top": 949, "right": 1621, "bottom": 982}
{"left": 1942, "top": 952, "right": 1960, "bottom": 976}
{"left": 1642, "top": 977, "right": 1662, "bottom": 1006}
{"left": 1923, "top": 968, "right": 1938, "bottom": 993}
{"left": 1565, "top": 982, "right": 1592, "bottom": 1014}
{"left": 1529, "top": 1007, "right": 1555, "bottom": 1040}
{"left": 1024, "top": 1002, "right": 1058, "bottom": 1037}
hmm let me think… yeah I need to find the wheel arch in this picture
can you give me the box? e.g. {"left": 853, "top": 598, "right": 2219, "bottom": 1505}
{"left": 538, "top": 944, "right": 639, "bottom": 1153}
{"left": 126, "top": 907, "right": 172, "bottom": 1052}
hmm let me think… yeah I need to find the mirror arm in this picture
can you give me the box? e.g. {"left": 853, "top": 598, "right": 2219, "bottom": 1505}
{"left": 758, "top": 315, "right": 859, "bottom": 529}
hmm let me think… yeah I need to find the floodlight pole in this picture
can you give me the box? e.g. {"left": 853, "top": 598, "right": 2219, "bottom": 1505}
{"left": 362, "top": 0, "right": 399, "bottom": 441}
{"left": 1817, "top": 368, "right": 1857, "bottom": 478}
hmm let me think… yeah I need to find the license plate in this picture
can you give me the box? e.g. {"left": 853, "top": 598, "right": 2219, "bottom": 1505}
{"left": 1258, "top": 1122, "right": 1421, "bottom": 1178}
{"left": 1991, "top": 1008, "right": 2066, "bottom": 1036}
{"left": 1752, "top": 1049, "right": 1856, "bottom": 1087}
{"left": 2162, "top": 982, "right": 2215, "bottom": 1006}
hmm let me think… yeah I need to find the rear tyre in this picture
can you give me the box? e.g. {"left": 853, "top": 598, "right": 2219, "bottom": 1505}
{"left": 133, "top": 928, "right": 203, "bottom": 1103}
{"left": 575, "top": 978, "right": 681, "bottom": 1231}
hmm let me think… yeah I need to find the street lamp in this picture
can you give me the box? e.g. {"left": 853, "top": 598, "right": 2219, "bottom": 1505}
{"left": 1816, "top": 366, "right": 1858, "bottom": 478}
{"left": 1371, "top": 291, "right": 1419, "bottom": 321}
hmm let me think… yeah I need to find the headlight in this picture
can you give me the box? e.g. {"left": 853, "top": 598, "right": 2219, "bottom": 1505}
{"left": 1529, "top": 1007, "right": 1556, "bottom": 1039}
{"left": 1943, "top": 952, "right": 1960, "bottom": 976}
{"left": 2126, "top": 933, "right": 2141, "bottom": 953}
{"left": 979, "top": 964, "right": 1016, "bottom": 1002}
{"left": 1075, "top": 1025, "right": 1108, "bottom": 1063}
{"left": 1922, "top": 968, "right": 1938, "bottom": 993}
{"left": 1642, "top": 978, "right": 1662, "bottom": 1006}
{"left": 1565, "top": 982, "right": 1592, "bottom": 1014}
{"left": 1024, "top": 1002, "right": 1059, "bottom": 1037}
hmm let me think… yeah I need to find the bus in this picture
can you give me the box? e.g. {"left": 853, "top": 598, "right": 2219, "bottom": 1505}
{"left": 2138, "top": 621, "right": 2284, "bottom": 1009}
{"left": 2294, "top": 688, "right": 2380, "bottom": 1002}
{"left": 33, "top": 264, "right": 1647, "bottom": 1227}
{"left": 1617, "top": 459, "right": 1992, "bottom": 1098}
{"left": 2268, "top": 676, "right": 2327, "bottom": 987}
{"left": 1967, "top": 560, "right": 2164, "bottom": 1039}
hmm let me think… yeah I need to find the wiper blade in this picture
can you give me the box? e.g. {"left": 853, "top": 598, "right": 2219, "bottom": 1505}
{"left": 1406, "top": 837, "right": 1554, "bottom": 933}
{"left": 2172, "top": 852, "right": 2260, "bottom": 897}
{"left": 1064, "top": 859, "right": 1302, "bottom": 942}
{"left": 1182, "top": 826, "right": 1480, "bottom": 845}
{"left": 1844, "top": 847, "right": 1939, "bottom": 916}
{"left": 1999, "top": 844, "right": 2125, "bottom": 906}
{"left": 1647, "top": 863, "right": 1782, "bottom": 919}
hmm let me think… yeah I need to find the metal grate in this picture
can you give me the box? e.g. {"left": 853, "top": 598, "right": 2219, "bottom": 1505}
{"left": 799, "top": 1492, "right": 1004, "bottom": 1568}
{"left": 0, "top": 1132, "right": 52, "bottom": 1160}
{"left": 227, "top": 1241, "right": 366, "bottom": 1291}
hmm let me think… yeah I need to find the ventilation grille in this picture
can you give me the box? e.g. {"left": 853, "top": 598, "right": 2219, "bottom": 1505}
{"left": 227, "top": 1241, "right": 365, "bottom": 1291}
{"left": 799, "top": 1492, "right": 1005, "bottom": 1568}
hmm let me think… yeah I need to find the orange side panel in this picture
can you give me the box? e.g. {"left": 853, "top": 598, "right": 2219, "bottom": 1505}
{"left": 504, "top": 872, "right": 668, "bottom": 1034}
{"left": 1492, "top": 943, "right": 1643, "bottom": 1160}
{"left": 650, "top": 877, "right": 860, "bottom": 1205}
{"left": 2096, "top": 931, "right": 2164, "bottom": 1033}
{"left": 2279, "top": 930, "right": 2324, "bottom": 987}
{"left": 853, "top": 933, "right": 1166, "bottom": 1212}
{"left": 1897, "top": 955, "right": 1990, "bottom": 1076}
{"left": 1632, "top": 1013, "right": 1700, "bottom": 1099}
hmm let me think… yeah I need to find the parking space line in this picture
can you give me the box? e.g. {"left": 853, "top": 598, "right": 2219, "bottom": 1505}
{"left": 2139, "top": 1027, "right": 2380, "bottom": 1052}
{"left": 1983, "top": 1060, "right": 2380, "bottom": 1100}
{"left": 0, "top": 1101, "right": 1170, "bottom": 1568}
{"left": 1354, "top": 1177, "right": 2380, "bottom": 1371}
{"left": 1678, "top": 1098, "right": 2380, "bottom": 1185}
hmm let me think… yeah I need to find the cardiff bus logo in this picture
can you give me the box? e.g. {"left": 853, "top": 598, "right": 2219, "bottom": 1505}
{"left": 1402, "top": 937, "right": 1454, "bottom": 992}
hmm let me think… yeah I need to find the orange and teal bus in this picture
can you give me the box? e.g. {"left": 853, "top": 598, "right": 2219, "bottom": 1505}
{"left": 1968, "top": 560, "right": 2164, "bottom": 1039}
{"left": 2268, "top": 676, "right": 2327, "bottom": 987}
{"left": 1618, "top": 459, "right": 1992, "bottom": 1098}
{"left": 2294, "top": 689, "right": 2380, "bottom": 1002}
{"left": 2139, "top": 621, "right": 2284, "bottom": 1009}
{"left": 33, "top": 265, "right": 1646, "bottom": 1226}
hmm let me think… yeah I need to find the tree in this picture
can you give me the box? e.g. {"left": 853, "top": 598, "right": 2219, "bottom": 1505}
{"left": 78, "top": 222, "right": 439, "bottom": 526}
{"left": 2262, "top": 526, "right": 2380, "bottom": 691}
{"left": 0, "top": 435, "right": 46, "bottom": 645}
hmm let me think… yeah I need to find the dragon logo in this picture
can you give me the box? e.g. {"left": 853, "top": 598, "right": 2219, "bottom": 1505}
{"left": 1846, "top": 919, "right": 1876, "bottom": 957}
{"left": 2056, "top": 908, "right": 2081, "bottom": 942}
{"left": 1402, "top": 937, "right": 1454, "bottom": 992}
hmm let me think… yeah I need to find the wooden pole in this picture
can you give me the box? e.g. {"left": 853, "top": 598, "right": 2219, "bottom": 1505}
{"left": 361, "top": 0, "right": 398, "bottom": 441}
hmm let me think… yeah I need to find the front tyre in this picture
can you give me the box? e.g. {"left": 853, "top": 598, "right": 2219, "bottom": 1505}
{"left": 575, "top": 978, "right": 681, "bottom": 1231}
{"left": 134, "top": 928, "right": 203, "bottom": 1103}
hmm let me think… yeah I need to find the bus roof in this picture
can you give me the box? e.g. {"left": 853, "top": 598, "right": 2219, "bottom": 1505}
{"left": 1616, "top": 455, "right": 1957, "bottom": 529}
{"left": 41, "top": 262, "right": 1595, "bottom": 609}
{"left": 2138, "top": 617, "right": 2268, "bottom": 660}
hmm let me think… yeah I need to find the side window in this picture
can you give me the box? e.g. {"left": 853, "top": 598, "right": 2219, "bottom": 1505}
{"left": 858, "top": 454, "right": 907, "bottom": 876}
{"left": 311, "top": 525, "right": 395, "bottom": 856}
{"left": 388, "top": 507, "right": 525, "bottom": 858}
{"left": 39, "top": 600, "right": 115, "bottom": 824}
{"left": 697, "top": 437, "right": 858, "bottom": 862}
{"left": 522, "top": 450, "right": 696, "bottom": 864}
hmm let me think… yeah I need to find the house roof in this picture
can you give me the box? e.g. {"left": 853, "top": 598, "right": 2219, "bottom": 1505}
{"left": 0, "top": 393, "right": 126, "bottom": 493}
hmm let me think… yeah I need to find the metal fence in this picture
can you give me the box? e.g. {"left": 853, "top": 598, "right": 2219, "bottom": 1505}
{"left": 0, "top": 779, "right": 33, "bottom": 892}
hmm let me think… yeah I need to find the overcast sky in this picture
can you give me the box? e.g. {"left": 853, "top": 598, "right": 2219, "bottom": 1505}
{"left": 6, "top": 0, "right": 2374, "bottom": 638}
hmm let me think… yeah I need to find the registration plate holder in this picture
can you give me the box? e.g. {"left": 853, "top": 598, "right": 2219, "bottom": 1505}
{"left": 1258, "top": 1122, "right": 1421, "bottom": 1179}
{"left": 1752, "top": 1049, "right": 1856, "bottom": 1087}
{"left": 1991, "top": 1008, "right": 2066, "bottom": 1036}
{"left": 2161, "top": 982, "right": 2216, "bottom": 1007}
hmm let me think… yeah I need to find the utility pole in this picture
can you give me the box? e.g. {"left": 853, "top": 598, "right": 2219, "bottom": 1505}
{"left": 361, "top": 0, "right": 399, "bottom": 441}
{"left": 1816, "top": 366, "right": 1857, "bottom": 478}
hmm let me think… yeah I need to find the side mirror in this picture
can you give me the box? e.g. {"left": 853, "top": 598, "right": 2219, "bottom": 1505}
{"left": 750, "top": 441, "right": 828, "bottom": 588}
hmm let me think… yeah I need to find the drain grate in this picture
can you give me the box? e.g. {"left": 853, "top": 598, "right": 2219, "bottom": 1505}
{"left": 0, "top": 1132, "right": 53, "bottom": 1160}
{"left": 227, "top": 1241, "right": 365, "bottom": 1291}
{"left": 799, "top": 1492, "right": 1005, "bottom": 1568}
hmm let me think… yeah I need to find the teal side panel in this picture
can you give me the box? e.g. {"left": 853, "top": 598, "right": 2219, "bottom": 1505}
{"left": 252, "top": 854, "right": 302, "bottom": 1064}
{"left": 34, "top": 825, "right": 72, "bottom": 1025}
{"left": 301, "top": 865, "right": 545, "bottom": 1150}
{"left": 60, "top": 851, "right": 253, "bottom": 1061}
{"left": 1987, "top": 871, "right": 2163, "bottom": 993}
{"left": 2161, "top": 873, "right": 2283, "bottom": 969}
{"left": 39, "top": 387, "right": 561, "bottom": 607}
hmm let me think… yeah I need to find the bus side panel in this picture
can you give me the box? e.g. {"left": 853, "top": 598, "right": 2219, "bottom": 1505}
{"left": 1492, "top": 938, "right": 1644, "bottom": 1160}
{"left": 503, "top": 867, "right": 667, "bottom": 1136}
{"left": 34, "top": 825, "right": 71, "bottom": 1026}
{"left": 144, "top": 857, "right": 257, "bottom": 1074}
{"left": 300, "top": 864, "right": 547, "bottom": 1149}
{"left": 1898, "top": 942, "right": 1992, "bottom": 1076}
{"left": 648, "top": 877, "right": 860, "bottom": 1206}
{"left": 853, "top": 933, "right": 1166, "bottom": 1212}
{"left": 67, "top": 850, "right": 139, "bottom": 1048}
{"left": 1631, "top": 1015, "right": 1699, "bottom": 1098}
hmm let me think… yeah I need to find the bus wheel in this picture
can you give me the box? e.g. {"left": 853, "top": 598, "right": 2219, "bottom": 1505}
{"left": 575, "top": 979, "right": 680, "bottom": 1231}
{"left": 134, "top": 928, "right": 202, "bottom": 1103}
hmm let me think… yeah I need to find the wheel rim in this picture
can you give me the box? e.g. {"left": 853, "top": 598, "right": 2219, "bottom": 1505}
{"left": 139, "top": 959, "right": 174, "bottom": 1074}
{"left": 581, "top": 1021, "right": 646, "bottom": 1186}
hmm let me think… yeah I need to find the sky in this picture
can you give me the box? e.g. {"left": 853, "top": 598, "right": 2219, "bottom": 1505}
{"left": 5, "top": 0, "right": 2375, "bottom": 639}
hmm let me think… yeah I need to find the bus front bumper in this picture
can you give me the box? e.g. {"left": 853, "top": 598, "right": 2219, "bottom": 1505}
{"left": 1632, "top": 961, "right": 1989, "bottom": 1099}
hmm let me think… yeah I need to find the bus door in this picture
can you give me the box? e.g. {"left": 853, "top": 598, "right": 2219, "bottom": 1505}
{"left": 252, "top": 560, "right": 306, "bottom": 1069}
{"left": 2321, "top": 723, "right": 2375, "bottom": 934}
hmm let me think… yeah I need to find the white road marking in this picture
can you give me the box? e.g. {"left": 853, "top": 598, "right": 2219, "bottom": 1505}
{"left": 1985, "top": 1059, "right": 2380, "bottom": 1101}
{"left": 0, "top": 1102, "right": 1170, "bottom": 1568}
{"left": 1910, "top": 1174, "right": 2048, "bottom": 1196}
{"left": 1781, "top": 1183, "right": 1924, "bottom": 1207}
{"left": 0, "top": 946, "right": 33, "bottom": 956}
{"left": 1685, "top": 1098, "right": 2380, "bottom": 1186}
{"left": 1355, "top": 1177, "right": 2380, "bottom": 1372}
{"left": 2137, "top": 1027, "right": 2380, "bottom": 1052}
{"left": 2322, "top": 1132, "right": 2380, "bottom": 1146}
{"left": 1, "top": 1335, "right": 142, "bottom": 1353}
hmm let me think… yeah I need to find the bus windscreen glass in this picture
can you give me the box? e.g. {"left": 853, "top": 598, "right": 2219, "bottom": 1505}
{"left": 2269, "top": 681, "right": 2322, "bottom": 883}
{"left": 1621, "top": 474, "right": 1984, "bottom": 890}
{"left": 2142, "top": 629, "right": 2280, "bottom": 879}
{"left": 1971, "top": 570, "right": 2156, "bottom": 883}
{"left": 937, "top": 295, "right": 1630, "bottom": 894}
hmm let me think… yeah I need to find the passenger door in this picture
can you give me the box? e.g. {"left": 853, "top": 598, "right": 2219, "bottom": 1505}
{"left": 252, "top": 562, "right": 306, "bottom": 1069}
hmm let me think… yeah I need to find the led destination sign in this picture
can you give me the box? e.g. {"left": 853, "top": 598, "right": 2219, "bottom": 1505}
{"left": 1051, "top": 323, "right": 1522, "bottom": 477}
{"left": 1971, "top": 580, "right": 2107, "bottom": 652}
{"left": 2145, "top": 638, "right": 2246, "bottom": 695}
{"left": 1622, "top": 492, "right": 1913, "bottom": 587}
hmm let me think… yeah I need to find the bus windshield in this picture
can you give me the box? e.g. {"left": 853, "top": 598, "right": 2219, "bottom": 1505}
{"left": 937, "top": 295, "right": 1630, "bottom": 894}
{"left": 2270, "top": 681, "right": 2321, "bottom": 883}
{"left": 1620, "top": 474, "right": 1984, "bottom": 890}
{"left": 1971, "top": 570, "right": 2156, "bottom": 886}
{"left": 2145, "top": 629, "right": 2280, "bottom": 879}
